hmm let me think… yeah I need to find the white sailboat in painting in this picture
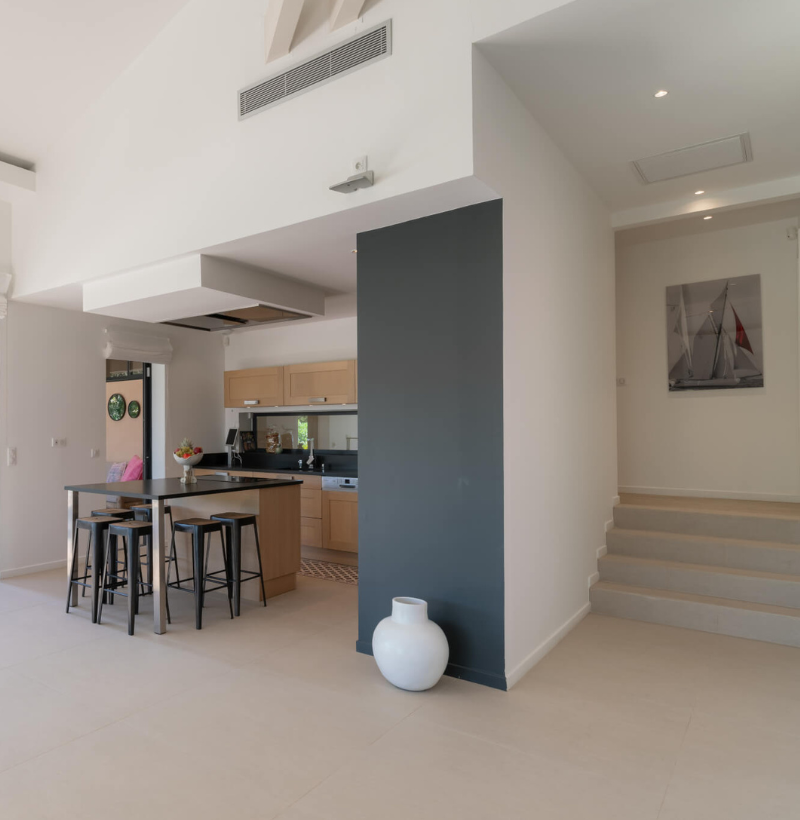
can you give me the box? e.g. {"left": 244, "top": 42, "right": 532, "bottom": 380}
{"left": 668, "top": 277, "right": 763, "bottom": 391}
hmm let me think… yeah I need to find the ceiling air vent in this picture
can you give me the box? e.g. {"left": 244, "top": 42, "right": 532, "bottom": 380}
{"left": 632, "top": 133, "right": 753, "bottom": 184}
{"left": 239, "top": 20, "right": 391, "bottom": 120}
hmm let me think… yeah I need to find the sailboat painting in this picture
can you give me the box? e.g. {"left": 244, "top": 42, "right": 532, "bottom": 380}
{"left": 666, "top": 274, "right": 764, "bottom": 391}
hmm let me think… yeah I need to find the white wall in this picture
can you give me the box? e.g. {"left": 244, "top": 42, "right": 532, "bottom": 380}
{"left": 13, "top": 0, "right": 478, "bottom": 298}
{"left": 0, "top": 299, "right": 224, "bottom": 575}
{"left": 472, "top": 51, "right": 618, "bottom": 686}
{"left": 617, "top": 218, "right": 800, "bottom": 501}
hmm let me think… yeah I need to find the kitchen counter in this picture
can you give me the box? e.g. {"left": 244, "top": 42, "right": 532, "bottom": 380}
{"left": 66, "top": 477, "right": 302, "bottom": 633}
{"left": 223, "top": 466, "right": 358, "bottom": 479}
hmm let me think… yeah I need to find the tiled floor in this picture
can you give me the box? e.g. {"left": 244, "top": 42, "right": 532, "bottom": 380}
{"left": 0, "top": 570, "right": 799, "bottom": 819}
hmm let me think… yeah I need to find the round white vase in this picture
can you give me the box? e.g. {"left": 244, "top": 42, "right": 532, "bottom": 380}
{"left": 372, "top": 597, "right": 449, "bottom": 691}
{"left": 173, "top": 452, "right": 203, "bottom": 483}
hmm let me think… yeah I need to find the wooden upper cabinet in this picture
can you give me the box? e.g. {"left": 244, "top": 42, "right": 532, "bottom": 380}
{"left": 224, "top": 366, "right": 284, "bottom": 408}
{"left": 283, "top": 360, "right": 357, "bottom": 406}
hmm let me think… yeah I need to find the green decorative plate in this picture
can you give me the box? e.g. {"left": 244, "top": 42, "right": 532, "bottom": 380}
{"left": 108, "top": 393, "right": 126, "bottom": 421}
{"left": 128, "top": 400, "right": 141, "bottom": 419}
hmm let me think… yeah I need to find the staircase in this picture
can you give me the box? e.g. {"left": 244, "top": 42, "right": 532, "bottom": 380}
{"left": 590, "top": 495, "right": 800, "bottom": 647}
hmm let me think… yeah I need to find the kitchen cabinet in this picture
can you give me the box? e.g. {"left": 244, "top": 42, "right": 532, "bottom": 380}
{"left": 224, "top": 366, "right": 283, "bottom": 408}
{"left": 283, "top": 360, "right": 356, "bottom": 406}
{"left": 322, "top": 490, "right": 359, "bottom": 553}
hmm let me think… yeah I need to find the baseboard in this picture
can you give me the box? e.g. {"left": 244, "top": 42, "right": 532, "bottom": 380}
{"left": 597, "top": 545, "right": 608, "bottom": 559}
{"left": 604, "top": 519, "right": 614, "bottom": 533}
{"left": 619, "top": 485, "right": 800, "bottom": 503}
{"left": 356, "top": 641, "right": 507, "bottom": 691}
{"left": 588, "top": 571, "right": 600, "bottom": 588}
{"left": 505, "top": 602, "right": 591, "bottom": 690}
{"left": 0, "top": 558, "right": 66, "bottom": 579}
{"left": 612, "top": 495, "right": 621, "bottom": 506}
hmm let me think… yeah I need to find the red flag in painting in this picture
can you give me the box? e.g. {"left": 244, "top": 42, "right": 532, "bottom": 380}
{"left": 732, "top": 307, "right": 754, "bottom": 353}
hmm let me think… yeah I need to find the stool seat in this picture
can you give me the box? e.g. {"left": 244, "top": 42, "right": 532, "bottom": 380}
{"left": 93, "top": 508, "right": 136, "bottom": 521}
{"left": 77, "top": 516, "right": 122, "bottom": 528}
{"left": 174, "top": 518, "right": 224, "bottom": 530}
{"left": 131, "top": 503, "right": 172, "bottom": 512}
{"left": 109, "top": 520, "right": 153, "bottom": 533}
{"left": 211, "top": 512, "right": 256, "bottom": 523}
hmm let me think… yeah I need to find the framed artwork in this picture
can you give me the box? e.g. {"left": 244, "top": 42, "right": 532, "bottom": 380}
{"left": 107, "top": 393, "right": 126, "bottom": 420}
{"left": 128, "top": 400, "right": 141, "bottom": 419}
{"left": 666, "top": 274, "right": 763, "bottom": 391}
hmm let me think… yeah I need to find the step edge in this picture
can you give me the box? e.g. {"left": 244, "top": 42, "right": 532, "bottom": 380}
{"left": 615, "top": 503, "right": 800, "bottom": 523}
{"left": 591, "top": 580, "right": 800, "bottom": 617}
{"left": 599, "top": 554, "right": 800, "bottom": 583}
{"left": 608, "top": 527, "right": 800, "bottom": 551}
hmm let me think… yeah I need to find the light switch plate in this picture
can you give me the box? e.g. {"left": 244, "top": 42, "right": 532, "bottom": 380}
{"left": 7, "top": 447, "right": 16, "bottom": 466}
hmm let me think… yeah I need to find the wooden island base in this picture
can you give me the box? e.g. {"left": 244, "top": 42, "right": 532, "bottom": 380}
{"left": 168, "top": 482, "right": 301, "bottom": 601}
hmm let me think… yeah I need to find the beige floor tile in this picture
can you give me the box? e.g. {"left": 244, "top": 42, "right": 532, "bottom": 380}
{"left": 291, "top": 715, "right": 665, "bottom": 820}
{"left": 0, "top": 667, "right": 120, "bottom": 773}
{"left": 0, "top": 719, "right": 286, "bottom": 820}
{"left": 659, "top": 711, "right": 800, "bottom": 819}
{"left": 123, "top": 664, "right": 408, "bottom": 803}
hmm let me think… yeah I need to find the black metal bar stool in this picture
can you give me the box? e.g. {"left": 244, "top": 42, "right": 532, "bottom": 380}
{"left": 210, "top": 513, "right": 267, "bottom": 616}
{"left": 97, "top": 521, "right": 170, "bottom": 635}
{"left": 130, "top": 503, "right": 175, "bottom": 593}
{"left": 66, "top": 515, "right": 121, "bottom": 623}
{"left": 91, "top": 507, "right": 136, "bottom": 604}
{"left": 169, "top": 518, "right": 233, "bottom": 629}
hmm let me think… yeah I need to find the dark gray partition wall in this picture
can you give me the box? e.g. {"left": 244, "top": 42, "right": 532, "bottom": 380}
{"left": 356, "top": 200, "right": 506, "bottom": 690}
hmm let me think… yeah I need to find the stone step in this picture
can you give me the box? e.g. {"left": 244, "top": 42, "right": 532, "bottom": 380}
{"left": 613, "top": 503, "right": 800, "bottom": 544}
{"left": 599, "top": 554, "right": 800, "bottom": 609}
{"left": 590, "top": 581, "right": 800, "bottom": 648}
{"left": 607, "top": 527, "right": 800, "bottom": 576}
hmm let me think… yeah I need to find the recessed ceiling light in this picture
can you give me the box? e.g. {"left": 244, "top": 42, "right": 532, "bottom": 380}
{"left": 703, "top": 215, "right": 713, "bottom": 220}
{"left": 654, "top": 90, "right": 668, "bottom": 98}
{"left": 694, "top": 190, "right": 705, "bottom": 195}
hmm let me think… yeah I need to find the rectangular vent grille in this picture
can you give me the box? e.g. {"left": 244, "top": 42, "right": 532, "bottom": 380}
{"left": 239, "top": 20, "right": 391, "bottom": 120}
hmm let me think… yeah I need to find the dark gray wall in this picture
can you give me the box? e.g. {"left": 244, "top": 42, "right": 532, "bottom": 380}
{"left": 356, "top": 200, "right": 505, "bottom": 689}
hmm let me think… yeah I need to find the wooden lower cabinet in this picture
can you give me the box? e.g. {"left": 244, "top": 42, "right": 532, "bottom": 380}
{"left": 300, "top": 516, "right": 322, "bottom": 548}
{"left": 322, "top": 491, "right": 359, "bottom": 553}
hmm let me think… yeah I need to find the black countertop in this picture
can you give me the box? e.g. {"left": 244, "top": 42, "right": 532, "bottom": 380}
{"left": 64, "top": 477, "right": 302, "bottom": 500}
{"left": 222, "top": 466, "right": 358, "bottom": 479}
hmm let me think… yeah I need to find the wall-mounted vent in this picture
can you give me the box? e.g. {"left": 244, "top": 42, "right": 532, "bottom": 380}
{"left": 239, "top": 20, "right": 391, "bottom": 120}
{"left": 632, "top": 133, "right": 753, "bottom": 184}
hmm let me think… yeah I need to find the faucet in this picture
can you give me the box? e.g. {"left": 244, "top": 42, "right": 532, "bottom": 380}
{"left": 306, "top": 438, "right": 315, "bottom": 470}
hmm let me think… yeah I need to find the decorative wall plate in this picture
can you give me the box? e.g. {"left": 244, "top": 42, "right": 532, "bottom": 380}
{"left": 108, "top": 393, "right": 126, "bottom": 421}
{"left": 128, "top": 400, "right": 141, "bottom": 419}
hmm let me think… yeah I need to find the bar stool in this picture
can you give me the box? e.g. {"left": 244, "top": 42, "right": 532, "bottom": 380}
{"left": 169, "top": 519, "right": 233, "bottom": 629}
{"left": 66, "top": 515, "right": 121, "bottom": 623}
{"left": 130, "top": 503, "right": 175, "bottom": 593}
{"left": 210, "top": 513, "right": 267, "bottom": 616}
{"left": 91, "top": 507, "right": 136, "bottom": 604}
{"left": 97, "top": 521, "right": 170, "bottom": 635}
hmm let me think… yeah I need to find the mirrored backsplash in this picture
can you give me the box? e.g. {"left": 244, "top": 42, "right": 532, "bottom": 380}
{"left": 253, "top": 412, "right": 358, "bottom": 454}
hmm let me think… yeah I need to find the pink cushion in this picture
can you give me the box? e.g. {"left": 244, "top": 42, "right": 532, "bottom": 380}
{"left": 121, "top": 455, "right": 144, "bottom": 481}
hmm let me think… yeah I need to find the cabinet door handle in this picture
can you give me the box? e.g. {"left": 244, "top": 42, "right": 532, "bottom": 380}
{"left": 243, "top": 400, "right": 260, "bottom": 405}
{"left": 309, "top": 397, "right": 327, "bottom": 403}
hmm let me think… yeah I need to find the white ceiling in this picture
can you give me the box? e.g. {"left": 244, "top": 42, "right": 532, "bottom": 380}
{"left": 0, "top": 0, "right": 190, "bottom": 166}
{"left": 479, "top": 0, "right": 800, "bottom": 213}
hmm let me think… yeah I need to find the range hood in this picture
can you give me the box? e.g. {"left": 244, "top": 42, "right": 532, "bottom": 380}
{"left": 83, "top": 254, "right": 325, "bottom": 329}
{"left": 165, "top": 304, "right": 310, "bottom": 332}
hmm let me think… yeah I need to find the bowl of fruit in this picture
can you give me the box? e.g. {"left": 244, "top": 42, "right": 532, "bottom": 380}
{"left": 173, "top": 438, "right": 203, "bottom": 483}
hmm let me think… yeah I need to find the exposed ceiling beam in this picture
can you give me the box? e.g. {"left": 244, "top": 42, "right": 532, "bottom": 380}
{"left": 264, "top": 0, "right": 305, "bottom": 64}
{"left": 330, "top": 0, "right": 365, "bottom": 31}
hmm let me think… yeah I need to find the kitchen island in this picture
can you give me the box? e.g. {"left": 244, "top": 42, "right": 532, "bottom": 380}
{"left": 65, "top": 476, "right": 302, "bottom": 633}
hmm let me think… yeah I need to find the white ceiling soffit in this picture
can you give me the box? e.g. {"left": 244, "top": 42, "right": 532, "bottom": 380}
{"left": 632, "top": 134, "right": 752, "bottom": 184}
{"left": 477, "top": 0, "right": 800, "bottom": 213}
{"left": 83, "top": 254, "right": 326, "bottom": 323}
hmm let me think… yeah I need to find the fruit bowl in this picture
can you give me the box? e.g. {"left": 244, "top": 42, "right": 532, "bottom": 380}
{"left": 173, "top": 439, "right": 203, "bottom": 483}
{"left": 174, "top": 452, "right": 203, "bottom": 483}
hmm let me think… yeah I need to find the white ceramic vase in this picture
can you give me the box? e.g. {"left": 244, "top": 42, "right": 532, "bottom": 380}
{"left": 372, "top": 597, "right": 449, "bottom": 691}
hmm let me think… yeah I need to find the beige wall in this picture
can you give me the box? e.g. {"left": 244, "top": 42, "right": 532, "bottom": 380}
{"left": 105, "top": 379, "right": 143, "bottom": 464}
{"left": 616, "top": 217, "right": 800, "bottom": 501}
